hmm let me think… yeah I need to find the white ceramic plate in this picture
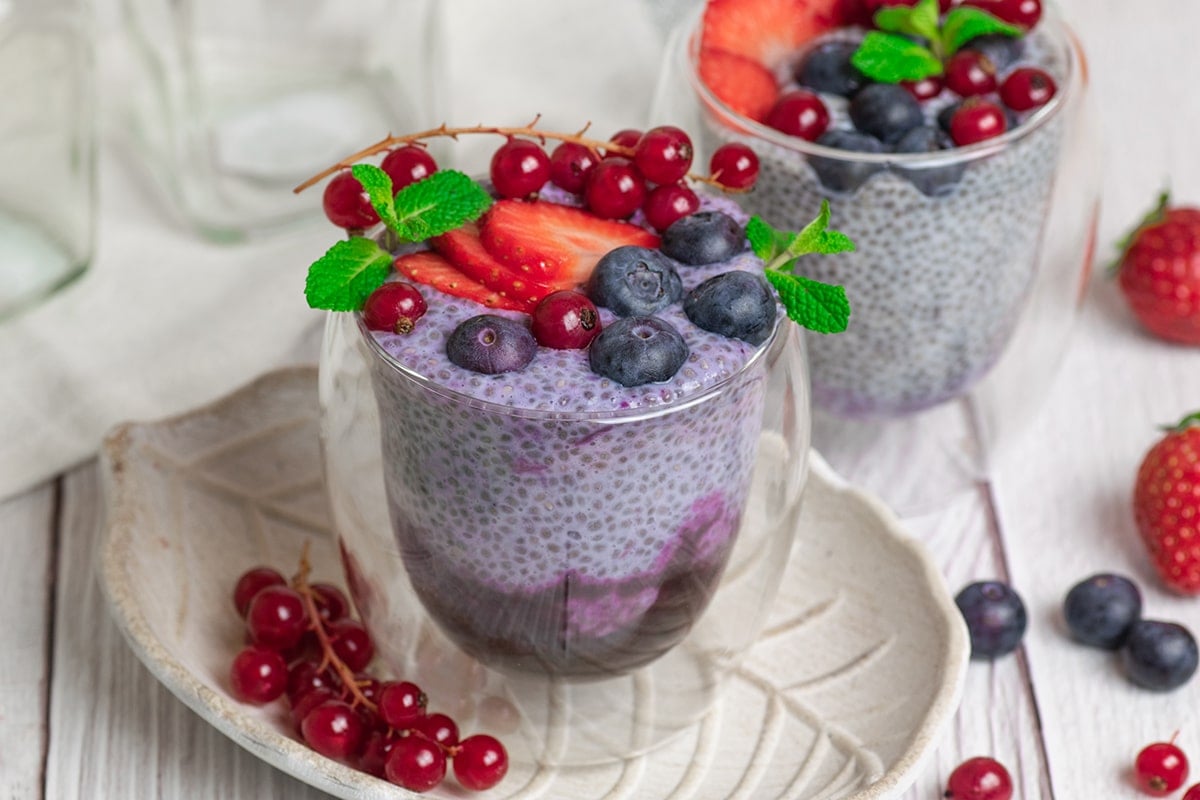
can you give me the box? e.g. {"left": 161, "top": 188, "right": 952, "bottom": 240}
{"left": 99, "top": 366, "right": 968, "bottom": 800}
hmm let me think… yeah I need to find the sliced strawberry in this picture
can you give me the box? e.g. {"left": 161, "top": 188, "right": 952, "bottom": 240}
{"left": 700, "top": 0, "right": 840, "bottom": 69}
{"left": 394, "top": 251, "right": 527, "bottom": 313}
{"left": 431, "top": 223, "right": 549, "bottom": 309}
{"left": 697, "top": 48, "right": 779, "bottom": 122}
{"left": 479, "top": 199, "right": 660, "bottom": 289}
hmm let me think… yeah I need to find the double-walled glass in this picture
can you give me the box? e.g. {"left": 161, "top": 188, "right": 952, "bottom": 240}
{"left": 320, "top": 308, "right": 810, "bottom": 765}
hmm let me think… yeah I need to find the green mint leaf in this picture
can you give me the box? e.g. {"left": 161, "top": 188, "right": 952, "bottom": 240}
{"left": 785, "top": 200, "right": 856, "bottom": 259}
{"left": 350, "top": 164, "right": 401, "bottom": 231}
{"left": 765, "top": 270, "right": 851, "bottom": 334}
{"left": 851, "top": 31, "right": 943, "bottom": 83}
{"left": 746, "top": 215, "right": 795, "bottom": 262}
{"left": 941, "top": 7, "right": 1022, "bottom": 55}
{"left": 393, "top": 170, "right": 492, "bottom": 242}
{"left": 1164, "top": 410, "right": 1200, "bottom": 433}
{"left": 304, "top": 236, "right": 393, "bottom": 311}
{"left": 874, "top": 0, "right": 940, "bottom": 43}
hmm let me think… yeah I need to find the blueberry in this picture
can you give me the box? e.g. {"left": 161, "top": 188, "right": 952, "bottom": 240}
{"left": 849, "top": 83, "right": 923, "bottom": 144}
{"left": 1121, "top": 619, "right": 1199, "bottom": 691}
{"left": 586, "top": 246, "right": 683, "bottom": 316}
{"left": 892, "top": 125, "right": 966, "bottom": 196}
{"left": 661, "top": 211, "right": 745, "bottom": 266}
{"left": 795, "top": 41, "right": 866, "bottom": 98}
{"left": 955, "top": 581, "right": 1027, "bottom": 659}
{"left": 808, "top": 130, "right": 885, "bottom": 193}
{"left": 588, "top": 316, "right": 688, "bottom": 387}
{"left": 963, "top": 34, "right": 1023, "bottom": 71}
{"left": 684, "top": 271, "right": 777, "bottom": 345}
{"left": 446, "top": 314, "right": 536, "bottom": 375}
{"left": 1063, "top": 573, "right": 1142, "bottom": 649}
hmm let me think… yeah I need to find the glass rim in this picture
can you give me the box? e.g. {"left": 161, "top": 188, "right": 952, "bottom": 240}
{"left": 680, "top": 8, "right": 1081, "bottom": 168}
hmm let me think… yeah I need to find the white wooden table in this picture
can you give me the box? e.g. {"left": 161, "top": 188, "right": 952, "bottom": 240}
{"left": 5, "top": 0, "right": 1200, "bottom": 797}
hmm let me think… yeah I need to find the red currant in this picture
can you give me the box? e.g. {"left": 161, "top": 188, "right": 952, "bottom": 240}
{"left": 765, "top": 90, "right": 830, "bottom": 141}
{"left": 310, "top": 582, "right": 349, "bottom": 622}
{"left": 944, "top": 50, "right": 997, "bottom": 97}
{"left": 385, "top": 736, "right": 447, "bottom": 792}
{"left": 380, "top": 145, "right": 437, "bottom": 192}
{"left": 949, "top": 100, "right": 1008, "bottom": 146}
{"left": 328, "top": 618, "right": 375, "bottom": 672}
{"left": 286, "top": 659, "right": 339, "bottom": 705}
{"left": 1135, "top": 741, "right": 1190, "bottom": 796}
{"left": 962, "top": 0, "right": 1041, "bottom": 27}
{"left": 548, "top": 142, "right": 599, "bottom": 194}
{"left": 531, "top": 291, "right": 602, "bottom": 349}
{"left": 490, "top": 138, "right": 551, "bottom": 199}
{"left": 289, "top": 687, "right": 338, "bottom": 733}
{"left": 301, "top": 699, "right": 366, "bottom": 762}
{"left": 360, "top": 730, "right": 401, "bottom": 777}
{"left": 1000, "top": 67, "right": 1057, "bottom": 112}
{"left": 245, "top": 585, "right": 308, "bottom": 651}
{"left": 378, "top": 680, "right": 428, "bottom": 728}
{"left": 584, "top": 158, "right": 646, "bottom": 219}
{"left": 634, "top": 125, "right": 694, "bottom": 184}
{"left": 605, "top": 128, "right": 643, "bottom": 158}
{"left": 945, "top": 757, "right": 1013, "bottom": 800}
{"left": 362, "top": 281, "right": 428, "bottom": 335}
{"left": 453, "top": 734, "right": 509, "bottom": 791}
{"left": 233, "top": 567, "right": 285, "bottom": 617}
{"left": 229, "top": 646, "right": 288, "bottom": 704}
{"left": 1184, "top": 784, "right": 1200, "bottom": 800}
{"left": 902, "top": 75, "right": 943, "bottom": 102}
{"left": 642, "top": 184, "right": 699, "bottom": 233}
{"left": 322, "top": 171, "right": 380, "bottom": 230}
{"left": 413, "top": 712, "right": 459, "bottom": 748}
{"left": 709, "top": 143, "right": 760, "bottom": 190}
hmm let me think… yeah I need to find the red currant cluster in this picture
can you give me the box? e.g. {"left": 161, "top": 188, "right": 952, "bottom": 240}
{"left": 228, "top": 560, "right": 508, "bottom": 793}
{"left": 323, "top": 145, "right": 439, "bottom": 231}
{"left": 1135, "top": 737, "right": 1199, "bottom": 798}
{"left": 944, "top": 756, "right": 1012, "bottom": 800}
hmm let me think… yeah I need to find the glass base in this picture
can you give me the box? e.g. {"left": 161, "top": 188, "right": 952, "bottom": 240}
{"left": 0, "top": 211, "right": 86, "bottom": 321}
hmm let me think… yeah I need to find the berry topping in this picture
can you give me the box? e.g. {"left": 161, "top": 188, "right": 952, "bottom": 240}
{"left": 606, "top": 128, "right": 643, "bottom": 157}
{"left": 588, "top": 316, "right": 689, "bottom": 387}
{"left": 446, "top": 315, "right": 537, "bottom": 375}
{"left": 362, "top": 281, "right": 428, "bottom": 334}
{"left": 489, "top": 139, "right": 551, "bottom": 199}
{"left": 586, "top": 246, "right": 684, "bottom": 316}
{"left": 1000, "top": 66, "right": 1057, "bottom": 111}
{"left": 1117, "top": 199, "right": 1200, "bottom": 344}
{"left": 229, "top": 646, "right": 288, "bottom": 704}
{"left": 963, "top": 33, "right": 1023, "bottom": 71}
{"left": 233, "top": 566, "right": 286, "bottom": 617}
{"left": 945, "top": 757, "right": 1013, "bottom": 800}
{"left": 944, "top": 50, "right": 998, "bottom": 97}
{"left": 684, "top": 271, "right": 777, "bottom": 345}
{"left": 1121, "top": 619, "right": 1199, "bottom": 691}
{"left": 765, "top": 90, "right": 831, "bottom": 141}
{"left": 697, "top": 48, "right": 779, "bottom": 122}
{"left": 848, "top": 83, "right": 923, "bottom": 144}
{"left": 901, "top": 75, "right": 943, "bottom": 102}
{"left": 633, "top": 125, "right": 694, "bottom": 185}
{"left": 531, "top": 291, "right": 602, "bottom": 349}
{"left": 385, "top": 736, "right": 446, "bottom": 793}
{"left": 709, "top": 143, "right": 761, "bottom": 190}
{"left": 454, "top": 734, "right": 509, "bottom": 791}
{"left": 394, "top": 250, "right": 528, "bottom": 312}
{"left": 661, "top": 210, "right": 746, "bottom": 266}
{"left": 301, "top": 699, "right": 366, "bottom": 762}
{"left": 795, "top": 40, "right": 866, "bottom": 98}
{"left": 548, "top": 142, "right": 599, "bottom": 193}
{"left": 432, "top": 223, "right": 551, "bottom": 308}
{"left": 380, "top": 145, "right": 437, "bottom": 193}
{"left": 893, "top": 125, "right": 965, "bottom": 197}
{"left": 1135, "top": 740, "right": 1190, "bottom": 795}
{"left": 700, "top": 0, "right": 837, "bottom": 69}
{"left": 955, "top": 581, "right": 1027, "bottom": 659}
{"left": 1062, "top": 573, "right": 1142, "bottom": 649}
{"left": 949, "top": 100, "right": 1008, "bottom": 146}
{"left": 584, "top": 158, "right": 647, "bottom": 219}
{"left": 961, "top": 0, "right": 1041, "bottom": 28}
{"left": 323, "top": 171, "right": 380, "bottom": 230}
{"left": 642, "top": 183, "right": 701, "bottom": 233}
{"left": 809, "top": 130, "right": 886, "bottom": 193}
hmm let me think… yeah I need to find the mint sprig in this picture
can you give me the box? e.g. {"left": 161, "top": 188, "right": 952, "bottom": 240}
{"left": 941, "top": 7, "right": 1022, "bottom": 54}
{"left": 304, "top": 237, "right": 394, "bottom": 312}
{"left": 749, "top": 201, "right": 853, "bottom": 334}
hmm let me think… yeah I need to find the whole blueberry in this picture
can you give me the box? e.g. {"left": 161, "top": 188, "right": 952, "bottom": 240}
{"left": 446, "top": 315, "right": 536, "bottom": 375}
{"left": 586, "top": 246, "right": 683, "bottom": 316}
{"left": 661, "top": 211, "right": 745, "bottom": 266}
{"left": 684, "top": 271, "right": 777, "bottom": 345}
{"left": 809, "top": 129, "right": 885, "bottom": 193}
{"left": 1121, "top": 619, "right": 1199, "bottom": 691}
{"left": 1063, "top": 573, "right": 1142, "bottom": 649}
{"left": 955, "top": 581, "right": 1027, "bottom": 659}
{"left": 588, "top": 316, "right": 689, "bottom": 387}
{"left": 892, "top": 125, "right": 966, "bottom": 196}
{"left": 849, "top": 83, "right": 923, "bottom": 144}
{"left": 795, "top": 40, "right": 866, "bottom": 98}
{"left": 963, "top": 34, "right": 1023, "bottom": 71}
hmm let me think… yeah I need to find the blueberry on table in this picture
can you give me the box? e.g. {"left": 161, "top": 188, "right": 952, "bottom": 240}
{"left": 1062, "top": 573, "right": 1142, "bottom": 649}
{"left": 955, "top": 580, "right": 1027, "bottom": 659}
{"left": 808, "top": 130, "right": 885, "bottom": 193}
{"left": 586, "top": 246, "right": 683, "bottom": 316}
{"left": 795, "top": 40, "right": 866, "bottom": 98}
{"left": 848, "top": 83, "right": 924, "bottom": 144}
{"left": 1121, "top": 619, "right": 1199, "bottom": 691}
{"left": 660, "top": 211, "right": 745, "bottom": 266}
{"left": 684, "top": 271, "right": 777, "bottom": 345}
{"left": 446, "top": 315, "right": 537, "bottom": 375}
{"left": 588, "top": 316, "right": 688, "bottom": 387}
{"left": 892, "top": 125, "right": 965, "bottom": 197}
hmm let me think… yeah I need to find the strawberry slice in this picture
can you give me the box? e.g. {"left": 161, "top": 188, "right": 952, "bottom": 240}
{"left": 700, "top": 0, "right": 840, "bottom": 69}
{"left": 480, "top": 199, "right": 660, "bottom": 289}
{"left": 697, "top": 48, "right": 779, "bottom": 122}
{"left": 394, "top": 251, "right": 528, "bottom": 312}
{"left": 431, "top": 223, "right": 550, "bottom": 309}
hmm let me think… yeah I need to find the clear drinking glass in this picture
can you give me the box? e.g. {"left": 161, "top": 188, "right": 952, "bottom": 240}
{"left": 119, "top": 0, "right": 437, "bottom": 239}
{"left": 320, "top": 306, "right": 810, "bottom": 765}
{"left": 0, "top": 0, "right": 94, "bottom": 321}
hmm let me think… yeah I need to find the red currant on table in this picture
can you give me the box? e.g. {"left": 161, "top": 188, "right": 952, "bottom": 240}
{"left": 902, "top": 75, "right": 943, "bottom": 102}
{"left": 362, "top": 281, "right": 428, "bottom": 335}
{"left": 944, "top": 50, "right": 997, "bottom": 97}
{"left": 322, "top": 171, "right": 380, "bottom": 230}
{"left": 1000, "top": 67, "right": 1057, "bottom": 112}
{"left": 642, "top": 183, "right": 700, "bottom": 233}
{"left": 360, "top": 730, "right": 401, "bottom": 777}
{"left": 310, "top": 582, "right": 349, "bottom": 622}
{"left": 633, "top": 125, "right": 694, "bottom": 184}
{"left": 709, "top": 143, "right": 760, "bottom": 190}
{"left": 414, "top": 712, "right": 460, "bottom": 748}
{"left": 531, "top": 291, "right": 602, "bottom": 349}
{"left": 1184, "top": 784, "right": 1200, "bottom": 800}
{"left": 245, "top": 585, "right": 308, "bottom": 651}
{"left": 328, "top": 618, "right": 375, "bottom": 672}
{"left": 605, "top": 128, "right": 643, "bottom": 157}
{"left": 490, "top": 138, "right": 551, "bottom": 199}
{"left": 233, "top": 566, "right": 286, "bottom": 617}
{"left": 949, "top": 100, "right": 1008, "bottom": 146}
{"left": 765, "top": 90, "right": 830, "bottom": 141}
{"left": 454, "top": 734, "right": 509, "bottom": 791}
{"left": 548, "top": 142, "right": 599, "bottom": 194}
{"left": 385, "top": 735, "right": 447, "bottom": 792}
{"left": 286, "top": 659, "right": 338, "bottom": 704}
{"left": 229, "top": 646, "right": 288, "bottom": 704}
{"left": 584, "top": 158, "right": 647, "bottom": 219}
{"left": 1135, "top": 740, "right": 1189, "bottom": 796}
{"left": 301, "top": 699, "right": 366, "bottom": 762}
{"left": 289, "top": 687, "right": 339, "bottom": 732}
{"left": 380, "top": 145, "right": 437, "bottom": 192}
{"left": 378, "top": 680, "right": 428, "bottom": 728}
{"left": 945, "top": 757, "right": 1013, "bottom": 800}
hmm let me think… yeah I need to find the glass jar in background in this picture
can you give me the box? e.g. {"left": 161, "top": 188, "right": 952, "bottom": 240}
{"left": 0, "top": 1, "right": 95, "bottom": 322}
{"left": 119, "top": 0, "right": 438, "bottom": 240}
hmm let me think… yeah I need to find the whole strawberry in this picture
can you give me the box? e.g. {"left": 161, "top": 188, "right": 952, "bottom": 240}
{"left": 1135, "top": 412, "right": 1200, "bottom": 593}
{"left": 1116, "top": 193, "right": 1200, "bottom": 345}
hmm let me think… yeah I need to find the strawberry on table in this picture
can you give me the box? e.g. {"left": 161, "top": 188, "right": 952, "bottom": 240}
{"left": 1134, "top": 412, "right": 1200, "bottom": 594}
{"left": 1116, "top": 192, "right": 1200, "bottom": 345}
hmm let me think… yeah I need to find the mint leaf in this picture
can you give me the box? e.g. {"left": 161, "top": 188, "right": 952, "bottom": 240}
{"left": 787, "top": 200, "right": 856, "bottom": 259}
{"left": 393, "top": 170, "right": 492, "bottom": 242}
{"left": 765, "top": 271, "right": 851, "bottom": 334}
{"left": 351, "top": 164, "right": 400, "bottom": 230}
{"left": 746, "top": 215, "right": 794, "bottom": 261}
{"left": 941, "top": 7, "right": 1022, "bottom": 55}
{"left": 874, "top": 0, "right": 940, "bottom": 43}
{"left": 304, "top": 237, "right": 393, "bottom": 311}
{"left": 851, "top": 32, "right": 943, "bottom": 83}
